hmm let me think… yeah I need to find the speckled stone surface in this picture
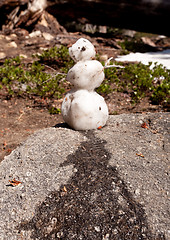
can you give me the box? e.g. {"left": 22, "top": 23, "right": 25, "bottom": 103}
{"left": 0, "top": 113, "right": 169, "bottom": 240}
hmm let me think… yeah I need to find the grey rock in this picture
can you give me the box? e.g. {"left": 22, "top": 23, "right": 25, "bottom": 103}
{"left": 96, "top": 113, "right": 170, "bottom": 239}
{"left": 0, "top": 113, "right": 169, "bottom": 240}
{"left": 0, "top": 127, "right": 86, "bottom": 239}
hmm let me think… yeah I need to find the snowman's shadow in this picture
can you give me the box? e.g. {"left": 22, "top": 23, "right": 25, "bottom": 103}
{"left": 18, "top": 131, "right": 165, "bottom": 240}
{"left": 54, "top": 122, "right": 71, "bottom": 129}
{"left": 54, "top": 122, "right": 84, "bottom": 132}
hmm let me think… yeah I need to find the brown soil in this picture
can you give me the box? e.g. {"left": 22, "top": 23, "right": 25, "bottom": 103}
{"left": 0, "top": 30, "right": 169, "bottom": 161}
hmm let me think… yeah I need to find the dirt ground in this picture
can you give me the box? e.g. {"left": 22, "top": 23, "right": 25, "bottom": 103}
{"left": 0, "top": 29, "right": 169, "bottom": 161}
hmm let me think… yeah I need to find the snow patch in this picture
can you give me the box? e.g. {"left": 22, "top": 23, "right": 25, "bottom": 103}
{"left": 115, "top": 49, "right": 170, "bottom": 69}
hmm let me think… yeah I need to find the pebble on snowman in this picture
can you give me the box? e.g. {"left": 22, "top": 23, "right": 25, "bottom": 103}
{"left": 61, "top": 38, "right": 122, "bottom": 130}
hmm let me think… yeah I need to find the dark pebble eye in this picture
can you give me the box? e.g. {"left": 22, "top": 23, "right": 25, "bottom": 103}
{"left": 99, "top": 107, "right": 101, "bottom": 110}
{"left": 81, "top": 46, "right": 86, "bottom": 51}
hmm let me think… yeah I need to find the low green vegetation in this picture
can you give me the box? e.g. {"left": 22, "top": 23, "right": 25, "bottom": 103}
{"left": 124, "top": 62, "right": 170, "bottom": 104}
{"left": 0, "top": 56, "right": 66, "bottom": 99}
{"left": 98, "top": 61, "right": 170, "bottom": 106}
{"left": 0, "top": 45, "right": 169, "bottom": 113}
{"left": 48, "top": 107, "right": 61, "bottom": 114}
{"left": 97, "top": 66, "right": 119, "bottom": 94}
{"left": 34, "top": 45, "right": 74, "bottom": 72}
{"left": 0, "top": 46, "right": 73, "bottom": 99}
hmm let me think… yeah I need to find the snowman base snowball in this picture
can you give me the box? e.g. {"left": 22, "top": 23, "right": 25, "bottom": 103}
{"left": 61, "top": 38, "right": 109, "bottom": 130}
{"left": 62, "top": 89, "right": 108, "bottom": 130}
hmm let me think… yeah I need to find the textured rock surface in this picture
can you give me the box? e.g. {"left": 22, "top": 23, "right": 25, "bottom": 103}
{"left": 0, "top": 113, "right": 169, "bottom": 239}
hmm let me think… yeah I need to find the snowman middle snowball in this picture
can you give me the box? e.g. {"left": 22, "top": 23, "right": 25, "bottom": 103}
{"left": 61, "top": 38, "right": 108, "bottom": 130}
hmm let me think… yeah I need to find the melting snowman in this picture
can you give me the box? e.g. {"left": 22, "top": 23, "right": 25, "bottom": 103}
{"left": 61, "top": 38, "right": 108, "bottom": 130}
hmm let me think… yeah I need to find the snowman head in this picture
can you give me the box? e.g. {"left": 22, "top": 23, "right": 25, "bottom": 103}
{"left": 69, "top": 38, "right": 96, "bottom": 62}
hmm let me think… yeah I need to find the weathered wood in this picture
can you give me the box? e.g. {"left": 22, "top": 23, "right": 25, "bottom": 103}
{"left": 0, "top": 0, "right": 28, "bottom": 30}
{"left": 0, "top": 0, "right": 28, "bottom": 8}
{"left": 1, "top": 0, "right": 47, "bottom": 31}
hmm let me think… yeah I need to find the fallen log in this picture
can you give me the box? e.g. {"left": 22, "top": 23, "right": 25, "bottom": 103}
{"left": 1, "top": 0, "right": 170, "bottom": 36}
{"left": 46, "top": 0, "right": 170, "bottom": 36}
